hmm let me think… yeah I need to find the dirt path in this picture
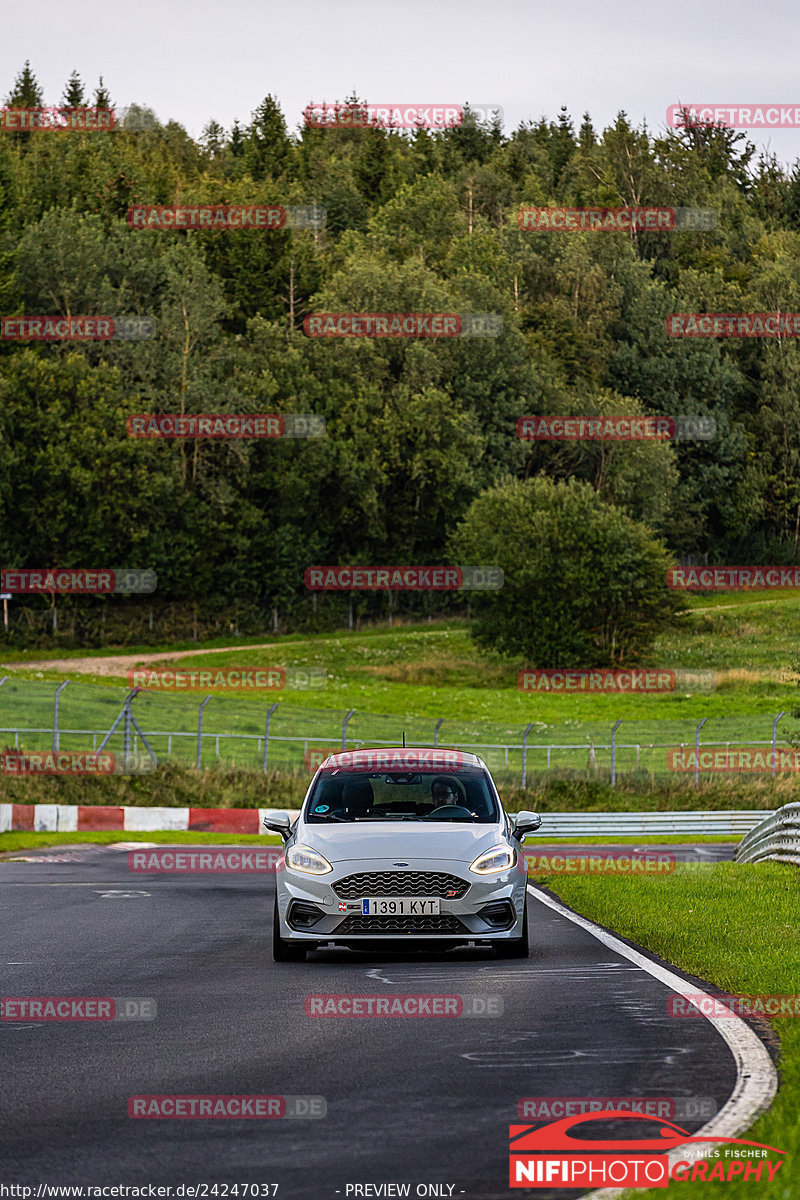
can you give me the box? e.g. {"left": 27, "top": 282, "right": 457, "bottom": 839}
{"left": 1, "top": 643, "right": 283, "bottom": 678}
{"left": 2, "top": 627, "right": 453, "bottom": 679}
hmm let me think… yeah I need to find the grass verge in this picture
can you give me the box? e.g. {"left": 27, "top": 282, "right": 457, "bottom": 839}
{"left": 537, "top": 863, "right": 799, "bottom": 1197}
{"left": 0, "top": 762, "right": 790, "bottom": 812}
{"left": 0, "top": 831, "right": 740, "bottom": 854}
{"left": 0, "top": 830, "right": 282, "bottom": 853}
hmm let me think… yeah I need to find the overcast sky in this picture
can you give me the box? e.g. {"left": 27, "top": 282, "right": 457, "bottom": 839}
{"left": 4, "top": 0, "right": 800, "bottom": 165}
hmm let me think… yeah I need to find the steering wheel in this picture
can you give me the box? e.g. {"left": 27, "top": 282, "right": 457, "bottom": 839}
{"left": 424, "top": 804, "right": 474, "bottom": 819}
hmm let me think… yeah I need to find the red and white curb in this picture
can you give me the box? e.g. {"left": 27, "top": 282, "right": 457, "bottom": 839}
{"left": 0, "top": 803, "right": 287, "bottom": 835}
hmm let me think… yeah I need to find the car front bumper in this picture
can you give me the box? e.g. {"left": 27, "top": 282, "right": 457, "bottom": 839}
{"left": 275, "top": 855, "right": 528, "bottom": 943}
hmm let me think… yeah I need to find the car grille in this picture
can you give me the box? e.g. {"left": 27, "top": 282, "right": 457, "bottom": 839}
{"left": 333, "top": 871, "right": 470, "bottom": 899}
{"left": 336, "top": 914, "right": 469, "bottom": 935}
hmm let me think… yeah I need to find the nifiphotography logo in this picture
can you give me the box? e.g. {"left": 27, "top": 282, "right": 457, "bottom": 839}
{"left": 508, "top": 1111, "right": 786, "bottom": 1187}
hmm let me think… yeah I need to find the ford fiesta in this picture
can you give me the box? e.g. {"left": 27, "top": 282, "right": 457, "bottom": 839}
{"left": 265, "top": 747, "right": 541, "bottom": 962}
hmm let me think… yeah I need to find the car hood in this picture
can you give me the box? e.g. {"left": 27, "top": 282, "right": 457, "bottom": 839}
{"left": 298, "top": 822, "right": 505, "bottom": 864}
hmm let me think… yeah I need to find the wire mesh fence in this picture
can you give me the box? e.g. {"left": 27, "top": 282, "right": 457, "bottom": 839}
{"left": 1, "top": 677, "right": 798, "bottom": 787}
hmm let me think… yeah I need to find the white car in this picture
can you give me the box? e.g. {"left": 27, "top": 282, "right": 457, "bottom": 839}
{"left": 265, "top": 747, "right": 541, "bottom": 962}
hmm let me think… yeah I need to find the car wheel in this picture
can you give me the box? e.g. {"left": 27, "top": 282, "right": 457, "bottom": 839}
{"left": 272, "top": 899, "right": 307, "bottom": 962}
{"left": 495, "top": 898, "right": 529, "bottom": 959}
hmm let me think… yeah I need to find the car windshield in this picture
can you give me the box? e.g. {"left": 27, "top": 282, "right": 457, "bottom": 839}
{"left": 304, "top": 768, "right": 499, "bottom": 823}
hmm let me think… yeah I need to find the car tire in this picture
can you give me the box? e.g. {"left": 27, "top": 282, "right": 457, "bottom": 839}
{"left": 495, "top": 898, "right": 529, "bottom": 959}
{"left": 272, "top": 899, "right": 307, "bottom": 962}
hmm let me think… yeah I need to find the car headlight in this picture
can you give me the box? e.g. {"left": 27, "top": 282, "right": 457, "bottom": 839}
{"left": 470, "top": 846, "right": 515, "bottom": 874}
{"left": 287, "top": 845, "right": 333, "bottom": 875}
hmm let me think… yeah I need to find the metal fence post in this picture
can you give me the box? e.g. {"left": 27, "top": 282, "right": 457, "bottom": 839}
{"left": 772, "top": 712, "right": 785, "bottom": 777}
{"left": 122, "top": 689, "right": 142, "bottom": 765}
{"left": 610, "top": 719, "right": 622, "bottom": 787}
{"left": 434, "top": 718, "right": 444, "bottom": 747}
{"left": 124, "top": 697, "right": 132, "bottom": 762}
{"left": 196, "top": 695, "right": 212, "bottom": 769}
{"left": 342, "top": 709, "right": 356, "bottom": 751}
{"left": 263, "top": 702, "right": 279, "bottom": 773}
{"left": 522, "top": 723, "right": 534, "bottom": 790}
{"left": 694, "top": 718, "right": 707, "bottom": 786}
{"left": 91, "top": 688, "right": 144, "bottom": 768}
{"left": 53, "top": 681, "right": 69, "bottom": 752}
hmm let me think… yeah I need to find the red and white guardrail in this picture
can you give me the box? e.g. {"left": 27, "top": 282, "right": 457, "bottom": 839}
{"left": 0, "top": 803, "right": 286, "bottom": 834}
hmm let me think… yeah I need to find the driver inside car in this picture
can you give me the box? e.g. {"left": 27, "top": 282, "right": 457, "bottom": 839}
{"left": 430, "top": 777, "right": 461, "bottom": 806}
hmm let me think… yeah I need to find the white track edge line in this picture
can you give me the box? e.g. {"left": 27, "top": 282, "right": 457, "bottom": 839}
{"left": 526, "top": 884, "right": 779, "bottom": 1200}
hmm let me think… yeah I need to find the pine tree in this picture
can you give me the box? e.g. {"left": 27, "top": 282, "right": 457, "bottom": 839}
{"left": 229, "top": 120, "right": 245, "bottom": 157}
{"left": 61, "top": 70, "right": 85, "bottom": 107}
{"left": 6, "top": 60, "right": 43, "bottom": 107}
{"left": 243, "top": 95, "right": 292, "bottom": 180}
{"left": 579, "top": 112, "right": 597, "bottom": 151}
{"left": 550, "top": 106, "right": 577, "bottom": 185}
{"left": 201, "top": 119, "right": 226, "bottom": 159}
{"left": 93, "top": 76, "right": 112, "bottom": 109}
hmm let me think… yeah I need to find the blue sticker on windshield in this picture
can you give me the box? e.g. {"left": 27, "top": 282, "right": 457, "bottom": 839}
{"left": 314, "top": 804, "right": 330, "bottom": 813}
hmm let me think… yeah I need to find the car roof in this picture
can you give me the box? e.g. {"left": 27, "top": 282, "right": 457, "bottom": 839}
{"left": 320, "top": 747, "right": 485, "bottom": 771}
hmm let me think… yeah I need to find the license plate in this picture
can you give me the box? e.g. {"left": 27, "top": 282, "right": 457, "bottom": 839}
{"left": 361, "top": 897, "right": 440, "bottom": 916}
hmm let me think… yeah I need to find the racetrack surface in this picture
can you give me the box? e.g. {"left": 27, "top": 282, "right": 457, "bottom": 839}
{"left": 1, "top": 845, "right": 743, "bottom": 1198}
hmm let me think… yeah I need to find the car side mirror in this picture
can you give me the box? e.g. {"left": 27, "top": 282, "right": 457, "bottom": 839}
{"left": 512, "top": 810, "right": 541, "bottom": 840}
{"left": 263, "top": 811, "right": 292, "bottom": 841}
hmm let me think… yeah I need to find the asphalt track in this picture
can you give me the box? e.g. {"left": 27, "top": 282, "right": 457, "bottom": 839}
{"left": 1, "top": 843, "right": 744, "bottom": 1199}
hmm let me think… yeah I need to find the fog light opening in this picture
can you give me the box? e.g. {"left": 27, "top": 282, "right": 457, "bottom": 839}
{"left": 478, "top": 900, "right": 515, "bottom": 930}
{"left": 287, "top": 901, "right": 326, "bottom": 930}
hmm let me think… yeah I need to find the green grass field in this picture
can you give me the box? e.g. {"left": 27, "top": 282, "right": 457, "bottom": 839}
{"left": 0, "top": 829, "right": 283, "bottom": 852}
{"left": 544, "top": 864, "right": 799, "bottom": 1199}
{"left": 0, "top": 830, "right": 740, "bottom": 854}
{"left": 2, "top": 592, "right": 800, "bottom": 788}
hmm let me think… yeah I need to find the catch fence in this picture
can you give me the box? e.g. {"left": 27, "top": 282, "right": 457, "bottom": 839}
{"left": 1, "top": 678, "right": 798, "bottom": 788}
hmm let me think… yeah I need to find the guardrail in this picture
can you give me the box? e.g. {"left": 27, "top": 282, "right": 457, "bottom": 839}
{"left": 0, "top": 803, "right": 771, "bottom": 838}
{"left": 733, "top": 803, "right": 800, "bottom": 866}
{"left": 532, "top": 811, "right": 771, "bottom": 838}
